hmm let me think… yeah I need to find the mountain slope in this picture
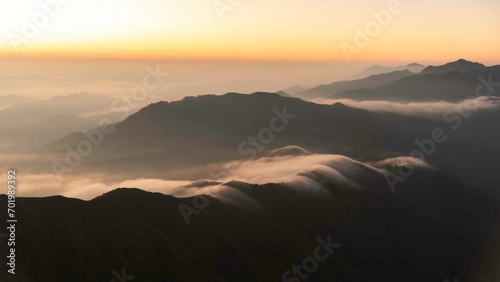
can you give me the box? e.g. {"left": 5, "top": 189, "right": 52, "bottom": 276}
{"left": 422, "top": 59, "right": 485, "bottom": 75}
{"left": 0, "top": 113, "right": 96, "bottom": 153}
{"left": 35, "top": 93, "right": 439, "bottom": 179}
{"left": 335, "top": 63, "right": 500, "bottom": 102}
{"left": 299, "top": 70, "right": 414, "bottom": 99}
{"left": 353, "top": 63, "right": 425, "bottom": 79}
{"left": 335, "top": 71, "right": 478, "bottom": 101}
{"left": 0, "top": 157, "right": 497, "bottom": 282}
{"left": 24, "top": 91, "right": 500, "bottom": 194}
{"left": 282, "top": 85, "right": 307, "bottom": 96}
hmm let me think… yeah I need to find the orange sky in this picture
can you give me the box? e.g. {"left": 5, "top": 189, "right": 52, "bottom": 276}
{"left": 0, "top": 0, "right": 499, "bottom": 64}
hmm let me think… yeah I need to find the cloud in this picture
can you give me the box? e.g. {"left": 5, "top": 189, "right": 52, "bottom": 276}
{"left": 6, "top": 172, "right": 192, "bottom": 200}
{"left": 1, "top": 149, "right": 435, "bottom": 208}
{"left": 312, "top": 97, "right": 500, "bottom": 119}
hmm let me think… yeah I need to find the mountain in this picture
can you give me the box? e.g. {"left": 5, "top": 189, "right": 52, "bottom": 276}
{"left": 0, "top": 93, "right": 115, "bottom": 129}
{"left": 353, "top": 63, "right": 426, "bottom": 79}
{"left": 407, "top": 63, "right": 424, "bottom": 67}
{"left": 282, "top": 85, "right": 307, "bottom": 96}
{"left": 276, "top": 91, "right": 292, "bottom": 97}
{"left": 335, "top": 71, "right": 477, "bottom": 102}
{"left": 421, "top": 59, "right": 485, "bottom": 75}
{"left": 0, "top": 93, "right": 150, "bottom": 153}
{"left": 34, "top": 92, "right": 442, "bottom": 178}
{"left": 0, "top": 113, "right": 97, "bottom": 153}
{"left": 0, "top": 95, "right": 34, "bottom": 110}
{"left": 1, "top": 155, "right": 498, "bottom": 282}
{"left": 299, "top": 70, "right": 414, "bottom": 99}
{"left": 296, "top": 59, "right": 499, "bottom": 101}
{"left": 334, "top": 59, "right": 500, "bottom": 102}
{"left": 25, "top": 92, "right": 500, "bottom": 195}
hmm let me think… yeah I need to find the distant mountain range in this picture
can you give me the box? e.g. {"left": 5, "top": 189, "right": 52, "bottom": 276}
{"left": 353, "top": 63, "right": 426, "bottom": 79}
{"left": 0, "top": 113, "right": 96, "bottom": 153}
{"left": 0, "top": 94, "right": 35, "bottom": 109}
{"left": 421, "top": 59, "right": 485, "bottom": 75}
{"left": 296, "top": 59, "right": 500, "bottom": 102}
{"left": 335, "top": 71, "right": 476, "bottom": 101}
{"left": 281, "top": 85, "right": 307, "bottom": 96}
{"left": 298, "top": 70, "right": 414, "bottom": 99}
{"left": 26, "top": 92, "right": 500, "bottom": 194}
{"left": 0, "top": 93, "right": 147, "bottom": 153}
{"left": 36, "top": 93, "right": 439, "bottom": 178}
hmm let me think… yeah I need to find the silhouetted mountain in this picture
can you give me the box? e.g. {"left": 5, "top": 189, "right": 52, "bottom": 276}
{"left": 300, "top": 59, "right": 500, "bottom": 102}
{"left": 1, "top": 155, "right": 497, "bottom": 281}
{"left": 335, "top": 60, "right": 500, "bottom": 102}
{"left": 28, "top": 92, "right": 500, "bottom": 195}
{"left": 422, "top": 59, "right": 485, "bottom": 75}
{"left": 335, "top": 71, "right": 477, "bottom": 101}
{"left": 462, "top": 64, "right": 500, "bottom": 81}
{"left": 353, "top": 63, "right": 425, "bottom": 79}
{"left": 299, "top": 70, "right": 413, "bottom": 99}
{"left": 36, "top": 92, "right": 441, "bottom": 179}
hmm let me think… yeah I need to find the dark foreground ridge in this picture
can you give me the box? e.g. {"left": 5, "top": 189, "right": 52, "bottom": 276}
{"left": 0, "top": 161, "right": 498, "bottom": 282}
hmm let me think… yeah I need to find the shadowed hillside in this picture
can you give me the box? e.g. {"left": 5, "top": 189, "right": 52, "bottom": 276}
{"left": 1, "top": 157, "right": 498, "bottom": 282}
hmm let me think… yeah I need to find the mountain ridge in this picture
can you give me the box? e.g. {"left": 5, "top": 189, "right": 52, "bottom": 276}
{"left": 422, "top": 59, "right": 485, "bottom": 75}
{"left": 299, "top": 70, "right": 414, "bottom": 99}
{"left": 1, "top": 156, "right": 497, "bottom": 282}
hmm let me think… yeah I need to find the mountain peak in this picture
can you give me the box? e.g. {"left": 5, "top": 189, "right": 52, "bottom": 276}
{"left": 453, "top": 58, "right": 481, "bottom": 65}
{"left": 421, "top": 59, "right": 485, "bottom": 75}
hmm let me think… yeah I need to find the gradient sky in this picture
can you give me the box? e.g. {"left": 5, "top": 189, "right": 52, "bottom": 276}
{"left": 0, "top": 0, "right": 499, "bottom": 63}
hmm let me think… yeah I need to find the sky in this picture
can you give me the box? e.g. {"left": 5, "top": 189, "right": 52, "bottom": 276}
{"left": 0, "top": 0, "right": 499, "bottom": 63}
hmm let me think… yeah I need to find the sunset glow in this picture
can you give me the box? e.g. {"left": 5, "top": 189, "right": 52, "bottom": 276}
{"left": 0, "top": 0, "right": 499, "bottom": 63}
